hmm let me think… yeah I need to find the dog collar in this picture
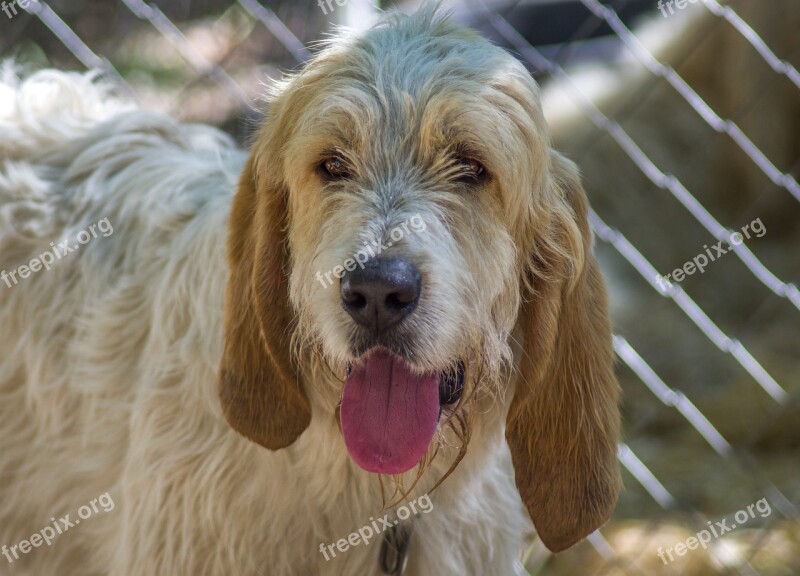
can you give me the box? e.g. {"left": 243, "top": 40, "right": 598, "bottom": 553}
{"left": 379, "top": 523, "right": 413, "bottom": 575}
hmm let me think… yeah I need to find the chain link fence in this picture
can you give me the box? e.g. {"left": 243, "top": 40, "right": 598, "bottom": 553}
{"left": 2, "top": 0, "right": 798, "bottom": 574}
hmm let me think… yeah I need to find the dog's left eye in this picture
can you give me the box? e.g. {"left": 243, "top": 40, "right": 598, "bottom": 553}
{"left": 454, "top": 158, "right": 487, "bottom": 183}
{"left": 321, "top": 156, "right": 351, "bottom": 180}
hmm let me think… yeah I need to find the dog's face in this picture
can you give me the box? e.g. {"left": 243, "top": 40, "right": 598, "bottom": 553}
{"left": 279, "top": 20, "right": 548, "bottom": 477}
{"left": 219, "top": 8, "right": 621, "bottom": 553}
{"left": 283, "top": 46, "right": 537, "bottom": 374}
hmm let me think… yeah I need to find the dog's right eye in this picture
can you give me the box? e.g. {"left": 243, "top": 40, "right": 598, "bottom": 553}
{"left": 320, "top": 156, "right": 351, "bottom": 180}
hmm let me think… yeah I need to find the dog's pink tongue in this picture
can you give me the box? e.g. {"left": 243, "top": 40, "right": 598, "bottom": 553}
{"left": 341, "top": 349, "right": 439, "bottom": 475}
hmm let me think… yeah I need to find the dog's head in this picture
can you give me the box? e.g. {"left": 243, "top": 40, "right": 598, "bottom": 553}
{"left": 218, "top": 7, "right": 620, "bottom": 552}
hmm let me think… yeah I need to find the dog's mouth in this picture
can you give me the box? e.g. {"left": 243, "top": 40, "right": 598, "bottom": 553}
{"left": 340, "top": 348, "right": 465, "bottom": 475}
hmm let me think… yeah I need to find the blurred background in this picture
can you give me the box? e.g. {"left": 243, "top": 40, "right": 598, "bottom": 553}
{"left": 2, "top": 0, "right": 798, "bottom": 574}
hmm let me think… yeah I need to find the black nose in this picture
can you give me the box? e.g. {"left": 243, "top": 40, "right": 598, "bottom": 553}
{"left": 340, "top": 257, "right": 421, "bottom": 334}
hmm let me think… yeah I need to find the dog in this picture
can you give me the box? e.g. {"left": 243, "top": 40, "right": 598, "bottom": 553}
{"left": 0, "top": 6, "right": 620, "bottom": 575}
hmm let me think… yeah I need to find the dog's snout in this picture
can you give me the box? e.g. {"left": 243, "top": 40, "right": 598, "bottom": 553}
{"left": 340, "top": 257, "right": 421, "bottom": 333}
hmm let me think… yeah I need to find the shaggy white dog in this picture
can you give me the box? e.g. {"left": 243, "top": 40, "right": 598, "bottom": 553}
{"left": 0, "top": 7, "right": 619, "bottom": 575}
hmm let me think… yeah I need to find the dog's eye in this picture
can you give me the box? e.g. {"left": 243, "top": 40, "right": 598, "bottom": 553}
{"left": 454, "top": 158, "right": 487, "bottom": 183}
{"left": 321, "top": 156, "right": 351, "bottom": 180}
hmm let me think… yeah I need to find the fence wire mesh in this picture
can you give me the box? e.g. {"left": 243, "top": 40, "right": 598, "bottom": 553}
{"left": 2, "top": 0, "right": 798, "bottom": 574}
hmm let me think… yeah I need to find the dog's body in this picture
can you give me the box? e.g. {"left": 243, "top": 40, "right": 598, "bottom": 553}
{"left": 0, "top": 70, "right": 526, "bottom": 576}
{"left": 0, "top": 8, "right": 620, "bottom": 576}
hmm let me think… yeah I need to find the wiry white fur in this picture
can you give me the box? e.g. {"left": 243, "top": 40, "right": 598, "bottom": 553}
{"left": 0, "top": 68, "right": 529, "bottom": 575}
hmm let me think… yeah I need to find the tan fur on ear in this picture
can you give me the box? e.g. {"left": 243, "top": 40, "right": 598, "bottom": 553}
{"left": 507, "top": 153, "right": 621, "bottom": 552}
{"left": 218, "top": 156, "right": 311, "bottom": 450}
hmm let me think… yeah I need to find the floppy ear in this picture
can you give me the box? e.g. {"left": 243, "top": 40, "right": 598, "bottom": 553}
{"left": 506, "top": 152, "right": 621, "bottom": 552}
{"left": 218, "top": 154, "right": 311, "bottom": 449}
